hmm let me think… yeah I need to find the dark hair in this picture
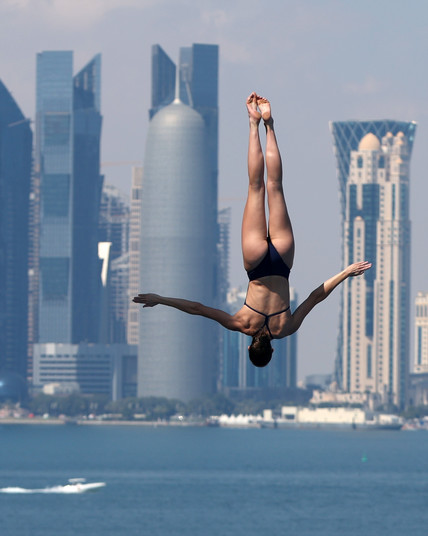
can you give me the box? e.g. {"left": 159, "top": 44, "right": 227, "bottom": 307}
{"left": 248, "top": 332, "right": 273, "bottom": 368}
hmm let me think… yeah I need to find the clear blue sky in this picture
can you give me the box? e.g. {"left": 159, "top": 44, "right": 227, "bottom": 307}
{"left": 2, "top": 0, "right": 427, "bottom": 380}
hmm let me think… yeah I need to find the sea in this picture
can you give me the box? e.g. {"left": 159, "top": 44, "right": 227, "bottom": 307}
{"left": 0, "top": 424, "right": 427, "bottom": 536}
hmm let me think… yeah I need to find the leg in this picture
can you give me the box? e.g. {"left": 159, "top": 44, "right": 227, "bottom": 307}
{"left": 258, "top": 96, "right": 295, "bottom": 269}
{"left": 241, "top": 93, "right": 268, "bottom": 271}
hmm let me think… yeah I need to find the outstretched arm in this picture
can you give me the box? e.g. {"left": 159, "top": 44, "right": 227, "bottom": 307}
{"left": 132, "top": 293, "right": 242, "bottom": 332}
{"left": 286, "top": 261, "right": 372, "bottom": 335}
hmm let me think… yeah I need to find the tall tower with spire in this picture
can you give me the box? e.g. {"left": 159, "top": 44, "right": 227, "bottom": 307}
{"left": 138, "top": 45, "right": 219, "bottom": 401}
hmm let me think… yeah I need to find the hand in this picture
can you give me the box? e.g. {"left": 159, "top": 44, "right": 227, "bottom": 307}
{"left": 132, "top": 293, "right": 161, "bottom": 308}
{"left": 345, "top": 261, "right": 372, "bottom": 277}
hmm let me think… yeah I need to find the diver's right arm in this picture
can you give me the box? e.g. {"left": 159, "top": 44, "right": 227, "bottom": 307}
{"left": 133, "top": 293, "right": 242, "bottom": 331}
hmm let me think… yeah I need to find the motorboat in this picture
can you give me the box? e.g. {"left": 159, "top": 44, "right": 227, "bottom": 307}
{"left": 0, "top": 478, "right": 106, "bottom": 494}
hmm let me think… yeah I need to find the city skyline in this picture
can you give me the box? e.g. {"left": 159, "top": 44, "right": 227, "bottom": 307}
{"left": 1, "top": 1, "right": 427, "bottom": 380}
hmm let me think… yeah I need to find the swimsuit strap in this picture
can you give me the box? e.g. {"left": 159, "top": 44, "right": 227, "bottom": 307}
{"left": 244, "top": 302, "right": 290, "bottom": 339}
{"left": 265, "top": 306, "right": 290, "bottom": 318}
{"left": 243, "top": 301, "right": 267, "bottom": 317}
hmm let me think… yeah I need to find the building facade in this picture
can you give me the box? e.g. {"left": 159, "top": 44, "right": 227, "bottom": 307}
{"left": 33, "top": 342, "right": 137, "bottom": 400}
{"left": 414, "top": 292, "right": 428, "bottom": 374}
{"left": 99, "top": 184, "right": 130, "bottom": 262}
{"left": 127, "top": 166, "right": 143, "bottom": 345}
{"left": 331, "top": 120, "right": 417, "bottom": 409}
{"left": 0, "top": 80, "right": 32, "bottom": 380}
{"left": 138, "top": 44, "right": 219, "bottom": 402}
{"left": 35, "top": 51, "right": 103, "bottom": 344}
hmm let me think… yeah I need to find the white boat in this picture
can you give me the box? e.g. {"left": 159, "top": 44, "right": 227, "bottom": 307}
{"left": 0, "top": 478, "right": 106, "bottom": 494}
{"left": 60, "top": 478, "right": 106, "bottom": 493}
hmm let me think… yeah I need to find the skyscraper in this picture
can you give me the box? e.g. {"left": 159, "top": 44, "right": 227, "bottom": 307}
{"left": 127, "top": 166, "right": 143, "bottom": 346}
{"left": 35, "top": 51, "right": 103, "bottom": 344}
{"left": 138, "top": 44, "right": 219, "bottom": 402}
{"left": 330, "top": 120, "right": 417, "bottom": 409}
{"left": 99, "top": 184, "right": 130, "bottom": 262}
{"left": 0, "top": 80, "right": 32, "bottom": 379}
{"left": 217, "top": 207, "right": 231, "bottom": 307}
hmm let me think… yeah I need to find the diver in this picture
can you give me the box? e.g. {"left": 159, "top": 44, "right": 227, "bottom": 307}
{"left": 133, "top": 93, "right": 371, "bottom": 367}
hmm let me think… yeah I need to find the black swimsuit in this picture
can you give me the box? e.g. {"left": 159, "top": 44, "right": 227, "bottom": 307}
{"left": 246, "top": 237, "right": 290, "bottom": 281}
{"left": 245, "top": 237, "right": 291, "bottom": 338}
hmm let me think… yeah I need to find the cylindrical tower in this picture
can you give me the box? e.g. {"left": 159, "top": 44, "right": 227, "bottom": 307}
{"left": 138, "top": 98, "right": 217, "bottom": 401}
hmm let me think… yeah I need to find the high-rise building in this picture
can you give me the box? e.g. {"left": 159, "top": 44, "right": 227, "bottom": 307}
{"left": 35, "top": 51, "right": 103, "bottom": 344}
{"left": 150, "top": 44, "right": 219, "bottom": 273}
{"left": 217, "top": 208, "right": 231, "bottom": 306}
{"left": 414, "top": 292, "right": 428, "bottom": 374}
{"left": 109, "top": 252, "right": 129, "bottom": 343}
{"left": 138, "top": 44, "right": 219, "bottom": 402}
{"left": 99, "top": 184, "right": 130, "bottom": 261}
{"left": 127, "top": 166, "right": 143, "bottom": 345}
{"left": 0, "top": 80, "right": 32, "bottom": 380}
{"left": 98, "top": 184, "right": 130, "bottom": 343}
{"left": 330, "top": 120, "right": 417, "bottom": 409}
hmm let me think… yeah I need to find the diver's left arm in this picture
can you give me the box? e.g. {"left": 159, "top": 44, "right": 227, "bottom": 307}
{"left": 133, "top": 293, "right": 242, "bottom": 331}
{"left": 285, "top": 261, "right": 372, "bottom": 335}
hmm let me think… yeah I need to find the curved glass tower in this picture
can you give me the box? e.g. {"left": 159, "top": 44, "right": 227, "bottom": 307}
{"left": 138, "top": 98, "right": 217, "bottom": 401}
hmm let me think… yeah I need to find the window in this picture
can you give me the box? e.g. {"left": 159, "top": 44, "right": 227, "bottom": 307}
{"left": 40, "top": 257, "right": 69, "bottom": 300}
{"left": 42, "top": 174, "right": 70, "bottom": 217}
{"left": 44, "top": 113, "right": 70, "bottom": 146}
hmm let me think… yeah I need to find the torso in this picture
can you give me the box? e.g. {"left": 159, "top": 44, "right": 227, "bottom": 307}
{"left": 234, "top": 275, "right": 292, "bottom": 339}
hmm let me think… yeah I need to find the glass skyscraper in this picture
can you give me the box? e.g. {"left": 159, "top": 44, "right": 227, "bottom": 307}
{"left": 330, "top": 120, "right": 417, "bottom": 409}
{"left": 0, "top": 80, "right": 32, "bottom": 379}
{"left": 138, "top": 44, "right": 219, "bottom": 402}
{"left": 35, "top": 51, "right": 103, "bottom": 344}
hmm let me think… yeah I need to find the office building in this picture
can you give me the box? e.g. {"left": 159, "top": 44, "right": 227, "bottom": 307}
{"left": 109, "top": 252, "right": 129, "bottom": 343}
{"left": 0, "top": 80, "right": 32, "bottom": 380}
{"left": 33, "top": 342, "right": 137, "bottom": 400}
{"left": 127, "top": 166, "right": 143, "bottom": 345}
{"left": 217, "top": 207, "right": 231, "bottom": 306}
{"left": 35, "top": 51, "right": 103, "bottom": 344}
{"left": 99, "top": 184, "right": 130, "bottom": 262}
{"left": 414, "top": 292, "right": 428, "bottom": 373}
{"left": 98, "top": 184, "right": 130, "bottom": 342}
{"left": 138, "top": 44, "right": 219, "bottom": 402}
{"left": 330, "top": 120, "right": 417, "bottom": 409}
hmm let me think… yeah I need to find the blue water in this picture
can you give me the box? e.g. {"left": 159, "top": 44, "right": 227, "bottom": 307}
{"left": 1, "top": 425, "right": 427, "bottom": 536}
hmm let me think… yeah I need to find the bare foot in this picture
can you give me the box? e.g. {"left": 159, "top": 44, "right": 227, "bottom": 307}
{"left": 256, "top": 95, "right": 271, "bottom": 122}
{"left": 246, "top": 92, "right": 261, "bottom": 123}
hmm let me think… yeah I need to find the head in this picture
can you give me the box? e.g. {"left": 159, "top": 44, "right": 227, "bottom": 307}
{"left": 248, "top": 331, "right": 274, "bottom": 368}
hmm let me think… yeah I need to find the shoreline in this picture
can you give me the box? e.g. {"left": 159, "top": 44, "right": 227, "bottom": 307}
{"left": 0, "top": 417, "right": 205, "bottom": 427}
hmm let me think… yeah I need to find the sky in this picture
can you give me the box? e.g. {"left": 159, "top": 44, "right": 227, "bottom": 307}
{"left": 1, "top": 0, "right": 427, "bottom": 381}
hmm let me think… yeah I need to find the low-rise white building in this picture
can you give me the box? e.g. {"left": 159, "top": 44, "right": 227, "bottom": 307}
{"left": 33, "top": 343, "right": 137, "bottom": 400}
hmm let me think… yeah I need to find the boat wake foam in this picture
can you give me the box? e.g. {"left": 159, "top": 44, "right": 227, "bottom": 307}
{"left": 0, "top": 479, "right": 106, "bottom": 494}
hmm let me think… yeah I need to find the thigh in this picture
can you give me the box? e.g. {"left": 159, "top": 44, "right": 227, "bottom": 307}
{"left": 267, "top": 182, "right": 295, "bottom": 268}
{"left": 241, "top": 186, "right": 268, "bottom": 270}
